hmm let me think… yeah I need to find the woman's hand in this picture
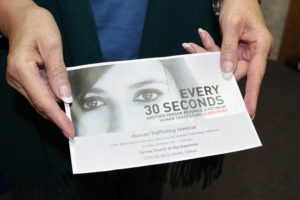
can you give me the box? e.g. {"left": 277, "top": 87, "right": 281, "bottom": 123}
{"left": 220, "top": 0, "right": 273, "bottom": 118}
{"left": 183, "top": 0, "right": 273, "bottom": 119}
{"left": 182, "top": 28, "right": 220, "bottom": 53}
{"left": 0, "top": 1, "right": 75, "bottom": 139}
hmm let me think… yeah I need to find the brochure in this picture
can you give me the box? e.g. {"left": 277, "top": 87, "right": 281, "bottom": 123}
{"left": 65, "top": 52, "right": 261, "bottom": 174}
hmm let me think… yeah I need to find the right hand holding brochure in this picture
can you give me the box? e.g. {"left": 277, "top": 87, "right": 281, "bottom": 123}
{"left": 64, "top": 52, "right": 261, "bottom": 174}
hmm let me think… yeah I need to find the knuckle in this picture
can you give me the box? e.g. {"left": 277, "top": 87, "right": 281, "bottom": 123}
{"left": 257, "top": 31, "right": 274, "bottom": 52}
{"left": 45, "top": 39, "right": 61, "bottom": 51}
{"left": 5, "top": 73, "right": 15, "bottom": 88}
{"left": 230, "top": 17, "right": 242, "bottom": 29}
{"left": 48, "top": 64, "right": 67, "bottom": 79}
{"left": 257, "top": 31, "right": 272, "bottom": 44}
{"left": 7, "top": 55, "right": 17, "bottom": 71}
{"left": 222, "top": 41, "right": 237, "bottom": 53}
{"left": 222, "top": 15, "right": 242, "bottom": 29}
{"left": 6, "top": 55, "right": 37, "bottom": 80}
{"left": 6, "top": 55, "right": 22, "bottom": 79}
{"left": 6, "top": 65, "right": 16, "bottom": 81}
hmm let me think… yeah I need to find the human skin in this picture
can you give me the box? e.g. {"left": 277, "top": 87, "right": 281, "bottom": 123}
{"left": 73, "top": 61, "right": 180, "bottom": 136}
{"left": 0, "top": 0, "right": 74, "bottom": 139}
{"left": 0, "top": 0, "right": 272, "bottom": 139}
{"left": 183, "top": 0, "right": 274, "bottom": 119}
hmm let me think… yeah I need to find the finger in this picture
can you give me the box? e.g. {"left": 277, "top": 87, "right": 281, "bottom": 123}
{"left": 244, "top": 52, "right": 268, "bottom": 118}
{"left": 198, "top": 28, "right": 220, "bottom": 52}
{"left": 38, "top": 35, "right": 73, "bottom": 104}
{"left": 182, "top": 43, "right": 196, "bottom": 53}
{"left": 182, "top": 42, "right": 207, "bottom": 53}
{"left": 19, "top": 61, "right": 75, "bottom": 139}
{"left": 182, "top": 42, "right": 208, "bottom": 54}
{"left": 6, "top": 76, "right": 32, "bottom": 105}
{"left": 39, "top": 69, "right": 60, "bottom": 102}
{"left": 189, "top": 43, "right": 208, "bottom": 53}
{"left": 220, "top": 20, "right": 243, "bottom": 79}
{"left": 7, "top": 67, "right": 52, "bottom": 120}
{"left": 234, "top": 60, "right": 248, "bottom": 81}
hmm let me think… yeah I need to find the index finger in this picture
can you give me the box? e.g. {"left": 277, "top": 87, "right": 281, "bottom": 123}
{"left": 244, "top": 52, "right": 268, "bottom": 118}
{"left": 220, "top": 18, "right": 243, "bottom": 79}
{"left": 19, "top": 62, "right": 75, "bottom": 139}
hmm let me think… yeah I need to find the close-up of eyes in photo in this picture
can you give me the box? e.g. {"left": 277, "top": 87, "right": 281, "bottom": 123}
{"left": 133, "top": 88, "right": 163, "bottom": 103}
{"left": 80, "top": 96, "right": 106, "bottom": 111}
{"left": 69, "top": 59, "right": 197, "bottom": 136}
{"left": 80, "top": 88, "right": 164, "bottom": 112}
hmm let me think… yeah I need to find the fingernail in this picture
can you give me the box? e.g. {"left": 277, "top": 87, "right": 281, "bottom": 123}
{"left": 251, "top": 114, "right": 256, "bottom": 121}
{"left": 62, "top": 96, "right": 73, "bottom": 104}
{"left": 69, "top": 137, "right": 74, "bottom": 142}
{"left": 182, "top": 43, "right": 195, "bottom": 53}
{"left": 198, "top": 28, "right": 204, "bottom": 33}
{"left": 182, "top": 43, "right": 192, "bottom": 49}
{"left": 222, "top": 61, "right": 233, "bottom": 80}
{"left": 60, "top": 85, "right": 73, "bottom": 103}
{"left": 198, "top": 28, "right": 206, "bottom": 38}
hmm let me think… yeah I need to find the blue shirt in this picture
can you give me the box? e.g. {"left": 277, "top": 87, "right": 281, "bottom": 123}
{"left": 89, "top": 0, "right": 148, "bottom": 61}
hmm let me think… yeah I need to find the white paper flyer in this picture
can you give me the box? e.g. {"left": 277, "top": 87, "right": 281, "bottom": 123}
{"left": 64, "top": 52, "right": 261, "bottom": 174}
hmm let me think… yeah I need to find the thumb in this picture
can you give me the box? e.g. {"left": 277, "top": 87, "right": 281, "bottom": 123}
{"left": 220, "top": 22, "right": 241, "bottom": 80}
{"left": 39, "top": 38, "right": 73, "bottom": 104}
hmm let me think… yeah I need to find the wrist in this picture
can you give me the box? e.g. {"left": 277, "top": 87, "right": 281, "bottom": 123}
{"left": 213, "top": 0, "right": 261, "bottom": 17}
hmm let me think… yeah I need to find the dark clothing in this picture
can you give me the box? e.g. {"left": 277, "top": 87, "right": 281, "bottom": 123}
{"left": 0, "top": 0, "right": 223, "bottom": 199}
{"left": 89, "top": 0, "right": 149, "bottom": 61}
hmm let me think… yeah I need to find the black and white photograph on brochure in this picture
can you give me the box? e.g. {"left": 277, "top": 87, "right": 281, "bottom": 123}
{"left": 64, "top": 52, "right": 261, "bottom": 174}
{"left": 68, "top": 57, "right": 198, "bottom": 137}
